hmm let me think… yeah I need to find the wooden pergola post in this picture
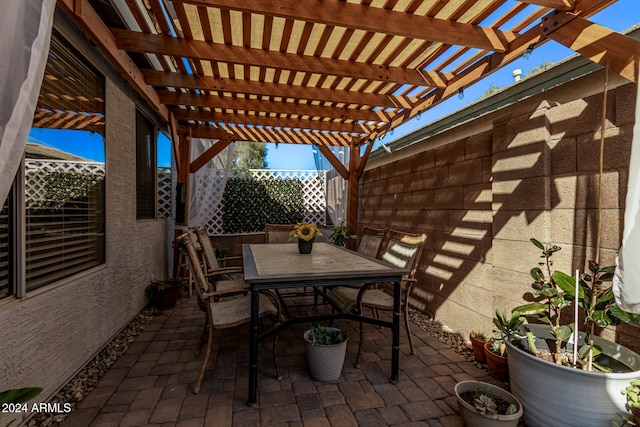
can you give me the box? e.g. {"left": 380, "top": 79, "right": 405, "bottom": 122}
{"left": 175, "top": 126, "right": 191, "bottom": 226}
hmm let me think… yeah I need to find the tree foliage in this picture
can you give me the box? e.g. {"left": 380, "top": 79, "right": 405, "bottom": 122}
{"left": 233, "top": 141, "right": 268, "bottom": 169}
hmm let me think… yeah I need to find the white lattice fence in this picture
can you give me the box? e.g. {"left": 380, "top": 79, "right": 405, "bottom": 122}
{"left": 203, "top": 169, "right": 326, "bottom": 234}
{"left": 25, "top": 160, "right": 105, "bottom": 207}
{"left": 157, "top": 169, "right": 172, "bottom": 219}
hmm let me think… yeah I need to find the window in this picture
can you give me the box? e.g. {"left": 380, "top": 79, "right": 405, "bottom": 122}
{"left": 0, "top": 188, "right": 12, "bottom": 298}
{"left": 136, "top": 110, "right": 156, "bottom": 220}
{"left": 0, "top": 30, "right": 107, "bottom": 297}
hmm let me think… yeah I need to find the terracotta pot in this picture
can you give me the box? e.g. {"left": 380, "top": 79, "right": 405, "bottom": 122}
{"left": 469, "top": 332, "right": 487, "bottom": 363}
{"left": 484, "top": 342, "right": 508, "bottom": 382}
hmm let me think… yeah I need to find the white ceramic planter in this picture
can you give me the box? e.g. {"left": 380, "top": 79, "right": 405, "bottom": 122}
{"left": 507, "top": 324, "right": 640, "bottom": 427}
{"left": 304, "top": 327, "right": 348, "bottom": 382}
{"left": 454, "top": 381, "right": 523, "bottom": 427}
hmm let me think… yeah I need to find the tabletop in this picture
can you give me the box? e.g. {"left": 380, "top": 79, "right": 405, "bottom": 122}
{"left": 242, "top": 242, "right": 408, "bottom": 285}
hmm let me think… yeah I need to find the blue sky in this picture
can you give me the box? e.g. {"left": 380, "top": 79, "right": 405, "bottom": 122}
{"left": 267, "top": 0, "right": 640, "bottom": 170}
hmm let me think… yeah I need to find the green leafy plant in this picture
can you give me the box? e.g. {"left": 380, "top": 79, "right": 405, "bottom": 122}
{"left": 512, "top": 238, "right": 639, "bottom": 369}
{"left": 0, "top": 387, "right": 42, "bottom": 427}
{"left": 305, "top": 324, "right": 347, "bottom": 346}
{"left": 329, "top": 222, "right": 350, "bottom": 247}
{"left": 622, "top": 379, "right": 640, "bottom": 410}
{"left": 471, "top": 330, "right": 488, "bottom": 341}
{"left": 146, "top": 278, "right": 184, "bottom": 294}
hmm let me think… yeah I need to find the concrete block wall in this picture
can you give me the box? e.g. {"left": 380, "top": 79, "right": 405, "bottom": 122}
{"left": 361, "top": 68, "right": 639, "bottom": 352}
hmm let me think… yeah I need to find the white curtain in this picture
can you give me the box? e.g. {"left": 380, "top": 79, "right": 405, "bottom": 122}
{"left": 187, "top": 138, "right": 235, "bottom": 228}
{"left": 313, "top": 146, "right": 348, "bottom": 226}
{"left": 613, "top": 64, "right": 640, "bottom": 314}
{"left": 0, "top": 0, "right": 55, "bottom": 207}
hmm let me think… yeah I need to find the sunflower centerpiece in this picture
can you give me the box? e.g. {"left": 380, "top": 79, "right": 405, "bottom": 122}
{"left": 290, "top": 222, "right": 322, "bottom": 254}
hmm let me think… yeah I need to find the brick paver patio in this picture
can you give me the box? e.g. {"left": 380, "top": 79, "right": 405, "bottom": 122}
{"left": 62, "top": 293, "right": 500, "bottom": 426}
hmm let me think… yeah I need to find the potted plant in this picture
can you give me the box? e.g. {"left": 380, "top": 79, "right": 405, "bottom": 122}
{"left": 329, "top": 222, "right": 350, "bottom": 247}
{"left": 505, "top": 238, "right": 640, "bottom": 427}
{"left": 621, "top": 379, "right": 640, "bottom": 425}
{"left": 454, "top": 381, "right": 523, "bottom": 427}
{"left": 303, "top": 324, "right": 348, "bottom": 382}
{"left": 469, "top": 330, "right": 488, "bottom": 363}
{"left": 290, "top": 222, "right": 323, "bottom": 254}
{"left": 146, "top": 278, "right": 183, "bottom": 310}
{"left": 483, "top": 310, "right": 524, "bottom": 381}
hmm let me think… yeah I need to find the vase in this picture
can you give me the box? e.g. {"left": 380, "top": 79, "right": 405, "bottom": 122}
{"left": 469, "top": 332, "right": 487, "bottom": 363}
{"left": 484, "top": 342, "right": 509, "bottom": 382}
{"left": 454, "top": 381, "right": 523, "bottom": 427}
{"left": 506, "top": 323, "right": 640, "bottom": 427}
{"left": 304, "top": 327, "right": 348, "bottom": 382}
{"left": 298, "top": 238, "right": 314, "bottom": 254}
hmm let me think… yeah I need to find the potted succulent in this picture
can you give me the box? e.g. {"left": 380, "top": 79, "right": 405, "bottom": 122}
{"left": 484, "top": 310, "right": 523, "bottom": 382}
{"left": 290, "top": 222, "right": 323, "bottom": 254}
{"left": 620, "top": 379, "right": 640, "bottom": 425}
{"left": 146, "top": 278, "right": 183, "bottom": 310}
{"left": 454, "top": 381, "right": 523, "bottom": 427}
{"left": 469, "top": 330, "right": 488, "bottom": 363}
{"left": 505, "top": 238, "right": 640, "bottom": 427}
{"left": 303, "top": 324, "right": 348, "bottom": 382}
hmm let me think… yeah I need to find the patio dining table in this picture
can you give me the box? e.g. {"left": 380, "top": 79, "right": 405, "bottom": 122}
{"left": 242, "top": 242, "right": 409, "bottom": 407}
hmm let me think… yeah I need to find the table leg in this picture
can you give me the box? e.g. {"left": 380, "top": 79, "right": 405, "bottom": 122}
{"left": 248, "top": 288, "right": 259, "bottom": 407}
{"left": 391, "top": 279, "right": 400, "bottom": 383}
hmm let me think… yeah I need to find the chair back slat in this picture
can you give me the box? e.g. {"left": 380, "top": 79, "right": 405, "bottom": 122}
{"left": 265, "top": 224, "right": 294, "bottom": 243}
{"left": 178, "top": 232, "right": 209, "bottom": 298}
{"left": 357, "top": 227, "right": 386, "bottom": 258}
{"left": 378, "top": 230, "right": 427, "bottom": 279}
{"left": 195, "top": 227, "right": 220, "bottom": 272}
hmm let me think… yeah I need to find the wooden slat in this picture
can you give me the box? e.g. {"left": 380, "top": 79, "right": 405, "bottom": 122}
{"left": 142, "top": 69, "right": 406, "bottom": 107}
{"left": 157, "top": 90, "right": 389, "bottom": 123}
{"left": 542, "top": 13, "right": 640, "bottom": 83}
{"left": 172, "top": 109, "right": 365, "bottom": 134}
{"left": 112, "top": 29, "right": 449, "bottom": 88}
{"left": 176, "top": 0, "right": 515, "bottom": 51}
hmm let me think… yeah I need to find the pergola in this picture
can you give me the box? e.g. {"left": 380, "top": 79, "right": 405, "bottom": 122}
{"left": 57, "top": 0, "right": 639, "bottom": 231}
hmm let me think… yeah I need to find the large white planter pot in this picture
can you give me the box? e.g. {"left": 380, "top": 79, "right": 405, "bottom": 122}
{"left": 454, "top": 381, "right": 523, "bottom": 427}
{"left": 507, "top": 324, "right": 640, "bottom": 427}
{"left": 304, "top": 328, "right": 348, "bottom": 382}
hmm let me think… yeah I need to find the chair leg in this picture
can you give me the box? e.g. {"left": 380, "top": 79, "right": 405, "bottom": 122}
{"left": 404, "top": 306, "right": 416, "bottom": 355}
{"left": 194, "top": 321, "right": 213, "bottom": 394}
{"left": 355, "top": 315, "right": 365, "bottom": 368}
{"left": 196, "top": 321, "right": 208, "bottom": 357}
{"left": 272, "top": 331, "right": 281, "bottom": 381}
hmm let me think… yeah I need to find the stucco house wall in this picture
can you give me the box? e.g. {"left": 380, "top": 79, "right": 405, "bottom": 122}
{"left": 361, "top": 64, "right": 639, "bottom": 352}
{"left": 0, "top": 14, "right": 168, "bottom": 425}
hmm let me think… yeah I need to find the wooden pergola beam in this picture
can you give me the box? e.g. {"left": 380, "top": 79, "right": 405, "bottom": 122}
{"left": 172, "top": 109, "right": 365, "bottom": 134}
{"left": 177, "top": 0, "right": 514, "bottom": 52}
{"left": 517, "top": 0, "right": 575, "bottom": 10}
{"left": 316, "top": 145, "right": 349, "bottom": 180}
{"left": 143, "top": 69, "right": 406, "bottom": 108}
{"left": 189, "top": 137, "right": 235, "bottom": 173}
{"left": 541, "top": 13, "right": 640, "bottom": 83}
{"left": 158, "top": 91, "right": 388, "bottom": 123}
{"left": 190, "top": 124, "right": 351, "bottom": 146}
{"left": 112, "top": 29, "right": 449, "bottom": 88}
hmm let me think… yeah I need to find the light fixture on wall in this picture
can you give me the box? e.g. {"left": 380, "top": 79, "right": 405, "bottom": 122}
{"left": 523, "top": 43, "right": 535, "bottom": 60}
{"left": 457, "top": 87, "right": 465, "bottom": 100}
